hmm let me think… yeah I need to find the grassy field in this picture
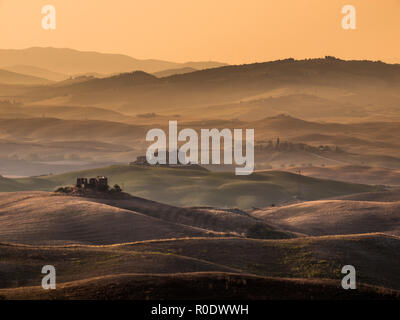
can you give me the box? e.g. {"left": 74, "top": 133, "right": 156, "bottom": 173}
{"left": 1, "top": 164, "right": 380, "bottom": 208}
{"left": 114, "top": 234, "right": 400, "bottom": 290}
{"left": 1, "top": 233, "right": 400, "bottom": 299}
{"left": 285, "top": 165, "right": 400, "bottom": 186}
{"left": 0, "top": 191, "right": 297, "bottom": 245}
{"left": 2, "top": 272, "right": 399, "bottom": 300}
{"left": 252, "top": 199, "right": 400, "bottom": 236}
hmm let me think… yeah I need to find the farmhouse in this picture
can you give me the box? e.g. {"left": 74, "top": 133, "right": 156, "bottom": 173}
{"left": 131, "top": 150, "right": 187, "bottom": 166}
{"left": 76, "top": 176, "right": 108, "bottom": 190}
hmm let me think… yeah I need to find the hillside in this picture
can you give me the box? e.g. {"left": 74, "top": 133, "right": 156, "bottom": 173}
{"left": 153, "top": 67, "right": 197, "bottom": 78}
{"left": 0, "top": 104, "right": 132, "bottom": 122}
{"left": 0, "top": 118, "right": 145, "bottom": 143}
{"left": 87, "top": 193, "right": 294, "bottom": 239}
{"left": 0, "top": 69, "right": 52, "bottom": 85}
{"left": 3, "top": 65, "right": 67, "bottom": 82}
{"left": 12, "top": 58, "right": 400, "bottom": 115}
{"left": 0, "top": 191, "right": 295, "bottom": 245}
{"left": 1, "top": 233, "right": 400, "bottom": 298}
{"left": 0, "top": 192, "right": 220, "bottom": 245}
{"left": 333, "top": 189, "right": 400, "bottom": 202}
{"left": 2, "top": 272, "right": 398, "bottom": 300}
{"left": 285, "top": 165, "right": 400, "bottom": 186}
{"left": 4, "top": 165, "right": 379, "bottom": 208}
{"left": 1, "top": 189, "right": 400, "bottom": 298}
{"left": 0, "top": 47, "right": 226, "bottom": 75}
{"left": 251, "top": 200, "right": 400, "bottom": 236}
{"left": 1, "top": 114, "right": 400, "bottom": 177}
{"left": 117, "top": 234, "right": 400, "bottom": 290}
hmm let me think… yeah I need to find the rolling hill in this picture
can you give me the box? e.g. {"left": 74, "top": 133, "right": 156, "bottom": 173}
{"left": 0, "top": 54, "right": 399, "bottom": 300}
{"left": 2, "top": 272, "right": 398, "bottom": 300}
{"left": 0, "top": 47, "right": 226, "bottom": 75}
{"left": 0, "top": 69, "right": 52, "bottom": 85}
{"left": 333, "top": 189, "right": 400, "bottom": 202}
{"left": 12, "top": 57, "right": 400, "bottom": 114}
{"left": 285, "top": 165, "right": 400, "bottom": 186}
{"left": 117, "top": 233, "right": 400, "bottom": 290}
{"left": 1, "top": 189, "right": 400, "bottom": 298}
{"left": 1, "top": 233, "right": 400, "bottom": 298}
{"left": 0, "top": 118, "right": 145, "bottom": 143}
{"left": 251, "top": 199, "right": 400, "bottom": 236}
{"left": 1, "top": 165, "right": 380, "bottom": 208}
{"left": 1, "top": 114, "right": 400, "bottom": 177}
{"left": 0, "top": 190, "right": 295, "bottom": 244}
{"left": 153, "top": 67, "right": 197, "bottom": 78}
{"left": 0, "top": 104, "right": 133, "bottom": 122}
{"left": 0, "top": 243, "right": 235, "bottom": 290}
{"left": 0, "top": 192, "right": 229, "bottom": 245}
{"left": 3, "top": 65, "right": 67, "bottom": 82}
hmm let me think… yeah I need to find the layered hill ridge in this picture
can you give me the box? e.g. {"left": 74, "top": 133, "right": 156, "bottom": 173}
{"left": 252, "top": 199, "right": 400, "bottom": 236}
{"left": 0, "top": 165, "right": 379, "bottom": 208}
{"left": 2, "top": 272, "right": 399, "bottom": 300}
{"left": 16, "top": 57, "right": 400, "bottom": 110}
{"left": 0, "top": 192, "right": 221, "bottom": 245}
{"left": 1, "top": 233, "right": 400, "bottom": 298}
{"left": 0, "top": 191, "right": 293, "bottom": 245}
{"left": 0, "top": 69, "right": 52, "bottom": 85}
{"left": 0, "top": 47, "right": 226, "bottom": 75}
{"left": 3, "top": 65, "right": 67, "bottom": 82}
{"left": 286, "top": 165, "right": 400, "bottom": 186}
{"left": 1, "top": 190, "right": 400, "bottom": 298}
{"left": 0, "top": 53, "right": 400, "bottom": 300}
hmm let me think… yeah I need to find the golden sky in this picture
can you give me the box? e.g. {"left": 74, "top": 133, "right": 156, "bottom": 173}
{"left": 0, "top": 0, "right": 399, "bottom": 64}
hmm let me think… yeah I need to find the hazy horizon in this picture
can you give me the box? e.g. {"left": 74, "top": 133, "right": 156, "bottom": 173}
{"left": 1, "top": 46, "right": 400, "bottom": 66}
{"left": 0, "top": 0, "right": 399, "bottom": 64}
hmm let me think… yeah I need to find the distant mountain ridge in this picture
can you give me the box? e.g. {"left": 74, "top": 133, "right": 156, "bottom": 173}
{"left": 20, "top": 56, "right": 400, "bottom": 111}
{"left": 0, "top": 47, "right": 227, "bottom": 75}
{"left": 0, "top": 69, "right": 52, "bottom": 85}
{"left": 153, "top": 67, "right": 197, "bottom": 78}
{"left": 3, "top": 65, "right": 67, "bottom": 82}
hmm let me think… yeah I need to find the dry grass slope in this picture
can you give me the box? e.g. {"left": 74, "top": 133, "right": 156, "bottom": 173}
{"left": 286, "top": 166, "right": 400, "bottom": 186}
{"left": 252, "top": 200, "right": 400, "bottom": 236}
{"left": 0, "top": 192, "right": 222, "bottom": 245}
{"left": 1, "top": 233, "right": 400, "bottom": 295}
{"left": 1, "top": 272, "right": 399, "bottom": 300}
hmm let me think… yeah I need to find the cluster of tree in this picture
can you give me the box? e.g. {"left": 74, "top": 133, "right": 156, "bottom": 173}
{"left": 55, "top": 184, "right": 122, "bottom": 194}
{"left": 255, "top": 138, "right": 344, "bottom": 153}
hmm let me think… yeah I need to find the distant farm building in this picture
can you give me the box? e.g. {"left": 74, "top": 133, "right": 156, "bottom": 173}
{"left": 131, "top": 155, "right": 149, "bottom": 165}
{"left": 131, "top": 150, "right": 187, "bottom": 166}
{"left": 76, "top": 176, "right": 108, "bottom": 190}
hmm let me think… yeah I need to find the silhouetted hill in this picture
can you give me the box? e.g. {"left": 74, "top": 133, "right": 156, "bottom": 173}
{"left": 3, "top": 65, "right": 67, "bottom": 82}
{"left": 21, "top": 57, "right": 400, "bottom": 111}
{"left": 0, "top": 47, "right": 227, "bottom": 75}
{"left": 0, "top": 69, "right": 52, "bottom": 85}
{"left": 153, "top": 67, "right": 197, "bottom": 78}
